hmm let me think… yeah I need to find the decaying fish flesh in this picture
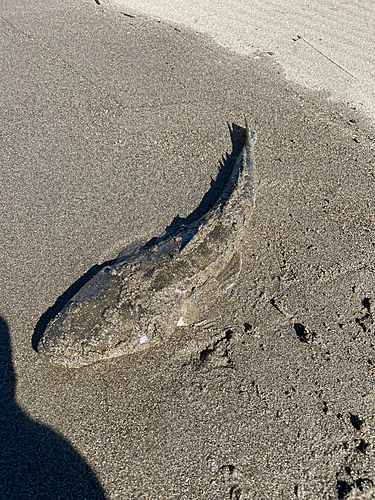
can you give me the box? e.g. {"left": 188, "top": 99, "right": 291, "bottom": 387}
{"left": 38, "top": 122, "right": 257, "bottom": 367}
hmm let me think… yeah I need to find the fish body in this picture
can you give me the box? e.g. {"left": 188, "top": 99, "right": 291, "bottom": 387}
{"left": 38, "top": 123, "right": 257, "bottom": 367}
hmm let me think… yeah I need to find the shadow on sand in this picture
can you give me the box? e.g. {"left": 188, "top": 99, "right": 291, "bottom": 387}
{"left": 0, "top": 316, "right": 107, "bottom": 499}
{"left": 32, "top": 122, "right": 246, "bottom": 350}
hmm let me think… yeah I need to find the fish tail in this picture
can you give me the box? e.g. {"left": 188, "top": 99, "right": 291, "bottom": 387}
{"left": 244, "top": 115, "right": 257, "bottom": 145}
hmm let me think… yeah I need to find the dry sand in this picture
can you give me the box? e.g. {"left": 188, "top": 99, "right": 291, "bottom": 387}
{"left": 1, "top": 0, "right": 375, "bottom": 499}
{"left": 103, "top": 0, "right": 375, "bottom": 126}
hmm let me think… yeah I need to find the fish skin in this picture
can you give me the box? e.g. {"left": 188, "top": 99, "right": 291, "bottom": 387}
{"left": 38, "top": 123, "right": 257, "bottom": 368}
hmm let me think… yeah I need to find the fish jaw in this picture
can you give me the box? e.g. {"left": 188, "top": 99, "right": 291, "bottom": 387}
{"left": 37, "top": 268, "right": 151, "bottom": 368}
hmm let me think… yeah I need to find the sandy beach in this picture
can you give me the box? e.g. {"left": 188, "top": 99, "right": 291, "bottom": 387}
{"left": 103, "top": 0, "right": 375, "bottom": 126}
{"left": 1, "top": 0, "right": 375, "bottom": 498}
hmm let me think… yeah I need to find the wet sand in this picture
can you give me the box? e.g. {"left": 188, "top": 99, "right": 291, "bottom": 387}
{"left": 1, "top": 0, "right": 375, "bottom": 498}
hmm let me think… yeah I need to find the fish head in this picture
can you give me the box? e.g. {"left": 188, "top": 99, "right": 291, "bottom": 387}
{"left": 38, "top": 268, "right": 151, "bottom": 368}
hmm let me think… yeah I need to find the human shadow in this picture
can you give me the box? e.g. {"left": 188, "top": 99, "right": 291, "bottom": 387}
{"left": 32, "top": 122, "right": 246, "bottom": 348}
{"left": 0, "top": 316, "right": 107, "bottom": 499}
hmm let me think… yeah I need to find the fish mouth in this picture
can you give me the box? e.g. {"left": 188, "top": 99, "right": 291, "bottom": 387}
{"left": 38, "top": 315, "right": 125, "bottom": 368}
{"left": 37, "top": 268, "right": 146, "bottom": 368}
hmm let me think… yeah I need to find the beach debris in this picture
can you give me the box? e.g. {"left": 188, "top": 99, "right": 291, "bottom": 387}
{"left": 38, "top": 121, "right": 257, "bottom": 367}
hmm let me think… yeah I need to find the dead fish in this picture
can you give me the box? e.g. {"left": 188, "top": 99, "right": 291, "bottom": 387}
{"left": 38, "top": 121, "right": 257, "bottom": 368}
